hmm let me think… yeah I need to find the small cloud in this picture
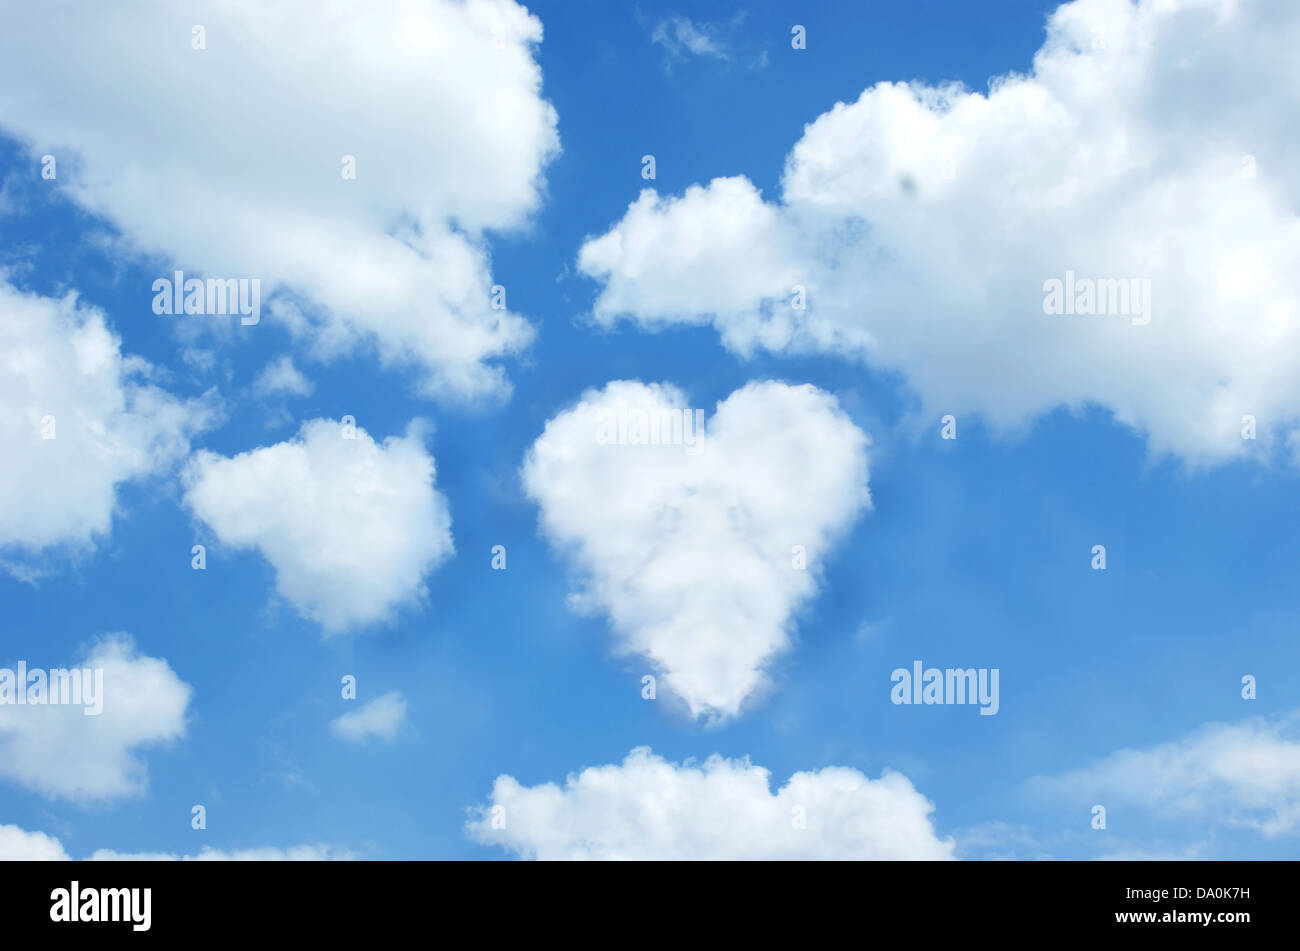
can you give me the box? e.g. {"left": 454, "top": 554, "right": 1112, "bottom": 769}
{"left": 182, "top": 348, "right": 218, "bottom": 375}
{"left": 0, "top": 635, "right": 192, "bottom": 802}
{"left": 651, "top": 15, "right": 728, "bottom": 60}
{"left": 330, "top": 691, "right": 408, "bottom": 744}
{"left": 853, "top": 619, "right": 884, "bottom": 645}
{"left": 253, "top": 356, "right": 313, "bottom": 398}
{"left": 183, "top": 419, "right": 454, "bottom": 634}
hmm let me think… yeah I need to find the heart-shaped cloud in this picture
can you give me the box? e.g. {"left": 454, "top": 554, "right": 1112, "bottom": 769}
{"left": 523, "top": 380, "right": 870, "bottom": 719}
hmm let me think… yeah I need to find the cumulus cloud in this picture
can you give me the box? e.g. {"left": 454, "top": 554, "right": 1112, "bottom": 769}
{"left": 0, "top": 279, "right": 216, "bottom": 563}
{"left": 0, "top": 0, "right": 560, "bottom": 400}
{"left": 0, "top": 636, "right": 191, "bottom": 802}
{"left": 330, "top": 691, "right": 407, "bottom": 743}
{"left": 468, "top": 747, "right": 954, "bottom": 859}
{"left": 522, "top": 380, "right": 869, "bottom": 719}
{"left": 183, "top": 418, "right": 454, "bottom": 634}
{"left": 252, "top": 356, "right": 313, "bottom": 398}
{"left": 0, "top": 824, "right": 69, "bottom": 860}
{"left": 579, "top": 0, "right": 1300, "bottom": 464}
{"left": 1037, "top": 711, "right": 1300, "bottom": 837}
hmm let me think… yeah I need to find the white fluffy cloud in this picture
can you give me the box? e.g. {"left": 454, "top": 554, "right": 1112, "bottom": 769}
{"left": 253, "top": 356, "right": 313, "bottom": 398}
{"left": 0, "top": 636, "right": 191, "bottom": 802}
{"left": 0, "top": 0, "right": 559, "bottom": 400}
{"left": 468, "top": 747, "right": 954, "bottom": 859}
{"left": 0, "top": 279, "right": 216, "bottom": 562}
{"left": 0, "top": 824, "right": 69, "bottom": 860}
{"left": 330, "top": 691, "right": 408, "bottom": 743}
{"left": 579, "top": 0, "right": 1300, "bottom": 464}
{"left": 523, "top": 380, "right": 869, "bottom": 719}
{"left": 1039, "top": 711, "right": 1300, "bottom": 837}
{"left": 183, "top": 418, "right": 454, "bottom": 633}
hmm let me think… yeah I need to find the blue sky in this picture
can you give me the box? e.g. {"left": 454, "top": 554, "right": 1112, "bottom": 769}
{"left": 1, "top": 0, "right": 1298, "bottom": 861}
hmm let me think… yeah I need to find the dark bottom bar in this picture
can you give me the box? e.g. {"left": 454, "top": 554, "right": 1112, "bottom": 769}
{"left": 0, "top": 859, "right": 1278, "bottom": 938}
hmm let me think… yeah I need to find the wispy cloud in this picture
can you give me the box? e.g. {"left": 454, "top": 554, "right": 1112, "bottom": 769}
{"left": 1033, "top": 711, "right": 1300, "bottom": 838}
{"left": 330, "top": 692, "right": 408, "bottom": 744}
{"left": 651, "top": 15, "right": 728, "bottom": 60}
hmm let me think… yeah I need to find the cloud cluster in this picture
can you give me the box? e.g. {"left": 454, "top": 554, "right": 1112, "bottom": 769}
{"left": 0, "top": 0, "right": 560, "bottom": 400}
{"left": 183, "top": 419, "right": 454, "bottom": 634}
{"left": 580, "top": 0, "right": 1300, "bottom": 463}
{"left": 468, "top": 747, "right": 954, "bottom": 859}
{"left": 523, "top": 380, "right": 869, "bottom": 718}
{"left": 0, "top": 636, "right": 191, "bottom": 802}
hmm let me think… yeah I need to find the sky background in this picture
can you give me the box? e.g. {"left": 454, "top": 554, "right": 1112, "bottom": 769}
{"left": 1, "top": 0, "right": 1297, "bottom": 860}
